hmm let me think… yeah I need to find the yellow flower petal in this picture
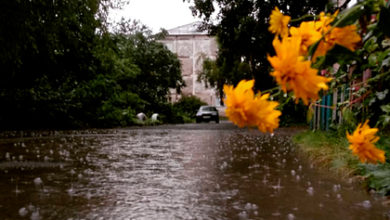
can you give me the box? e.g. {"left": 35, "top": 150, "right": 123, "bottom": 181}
{"left": 290, "top": 21, "right": 322, "bottom": 55}
{"left": 268, "top": 7, "right": 291, "bottom": 37}
{"left": 312, "top": 24, "right": 361, "bottom": 61}
{"left": 347, "top": 120, "right": 386, "bottom": 164}
{"left": 267, "top": 36, "right": 332, "bottom": 105}
{"left": 223, "top": 80, "right": 281, "bottom": 133}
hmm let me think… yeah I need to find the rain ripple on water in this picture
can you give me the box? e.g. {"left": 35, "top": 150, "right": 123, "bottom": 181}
{"left": 0, "top": 126, "right": 388, "bottom": 219}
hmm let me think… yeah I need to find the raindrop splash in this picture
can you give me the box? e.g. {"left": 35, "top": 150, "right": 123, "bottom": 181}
{"left": 306, "top": 186, "right": 314, "bottom": 196}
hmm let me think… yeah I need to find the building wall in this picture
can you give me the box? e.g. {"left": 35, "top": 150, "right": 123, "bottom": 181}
{"left": 160, "top": 35, "right": 219, "bottom": 106}
{"left": 332, "top": 0, "right": 347, "bottom": 7}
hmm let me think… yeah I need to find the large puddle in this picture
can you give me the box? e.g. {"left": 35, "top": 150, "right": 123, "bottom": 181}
{"left": 0, "top": 124, "right": 389, "bottom": 219}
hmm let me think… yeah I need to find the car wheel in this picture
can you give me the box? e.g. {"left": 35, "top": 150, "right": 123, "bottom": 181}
{"left": 216, "top": 119, "right": 219, "bottom": 123}
{"left": 196, "top": 118, "right": 201, "bottom": 123}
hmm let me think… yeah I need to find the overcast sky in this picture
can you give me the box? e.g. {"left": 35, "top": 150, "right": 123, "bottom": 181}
{"left": 108, "top": 0, "right": 357, "bottom": 33}
{"left": 109, "top": 0, "right": 202, "bottom": 33}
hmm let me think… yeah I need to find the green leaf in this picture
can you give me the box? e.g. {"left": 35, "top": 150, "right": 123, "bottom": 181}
{"left": 380, "top": 104, "right": 390, "bottom": 113}
{"left": 308, "top": 40, "right": 321, "bottom": 60}
{"left": 368, "top": 97, "right": 376, "bottom": 106}
{"left": 312, "top": 55, "right": 326, "bottom": 69}
{"left": 334, "top": 4, "right": 364, "bottom": 27}
{"left": 363, "top": 37, "right": 379, "bottom": 53}
{"left": 379, "top": 115, "right": 390, "bottom": 127}
{"left": 382, "top": 39, "right": 390, "bottom": 48}
{"left": 382, "top": 57, "right": 390, "bottom": 67}
{"left": 376, "top": 89, "right": 388, "bottom": 100}
{"left": 319, "top": 45, "right": 359, "bottom": 68}
{"left": 363, "top": 30, "right": 374, "bottom": 42}
{"left": 377, "top": 49, "right": 390, "bottom": 64}
{"left": 368, "top": 53, "right": 378, "bottom": 66}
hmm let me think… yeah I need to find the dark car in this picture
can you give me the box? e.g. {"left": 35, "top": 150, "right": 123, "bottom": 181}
{"left": 196, "top": 106, "right": 219, "bottom": 123}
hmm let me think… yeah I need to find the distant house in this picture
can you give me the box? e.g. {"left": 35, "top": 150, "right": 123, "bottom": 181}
{"left": 160, "top": 22, "right": 219, "bottom": 106}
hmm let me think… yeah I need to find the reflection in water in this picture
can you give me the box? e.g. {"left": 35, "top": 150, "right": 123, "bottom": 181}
{"left": 0, "top": 126, "right": 389, "bottom": 219}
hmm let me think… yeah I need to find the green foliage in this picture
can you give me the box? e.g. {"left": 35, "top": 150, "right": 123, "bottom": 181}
{"left": 294, "top": 130, "right": 390, "bottom": 195}
{"left": 310, "top": 0, "right": 390, "bottom": 131}
{"left": 336, "top": 108, "right": 358, "bottom": 136}
{"left": 351, "top": 8, "right": 390, "bottom": 127}
{"left": 377, "top": 132, "right": 390, "bottom": 159}
{"left": 109, "top": 22, "right": 184, "bottom": 120}
{"left": 360, "top": 163, "right": 390, "bottom": 195}
{"left": 277, "top": 96, "right": 308, "bottom": 126}
{"left": 0, "top": 2, "right": 184, "bottom": 129}
{"left": 293, "top": 130, "right": 359, "bottom": 173}
{"left": 296, "top": 1, "right": 390, "bottom": 195}
{"left": 99, "top": 103, "right": 136, "bottom": 127}
{"left": 334, "top": 3, "right": 365, "bottom": 27}
{"left": 0, "top": 0, "right": 103, "bottom": 128}
{"left": 153, "top": 96, "right": 208, "bottom": 124}
{"left": 377, "top": 104, "right": 390, "bottom": 129}
{"left": 155, "top": 103, "right": 187, "bottom": 124}
{"left": 198, "top": 58, "right": 226, "bottom": 105}
{"left": 145, "top": 96, "right": 209, "bottom": 124}
{"left": 173, "top": 96, "right": 207, "bottom": 118}
{"left": 111, "top": 23, "right": 184, "bottom": 108}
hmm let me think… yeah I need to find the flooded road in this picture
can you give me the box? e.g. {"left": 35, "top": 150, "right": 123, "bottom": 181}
{"left": 0, "top": 122, "right": 389, "bottom": 219}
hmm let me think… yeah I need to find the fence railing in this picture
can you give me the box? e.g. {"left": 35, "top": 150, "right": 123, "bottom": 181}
{"left": 310, "top": 85, "right": 351, "bottom": 130}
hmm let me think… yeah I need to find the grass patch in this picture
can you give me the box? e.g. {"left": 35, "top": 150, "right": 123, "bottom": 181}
{"left": 293, "top": 130, "right": 360, "bottom": 176}
{"left": 293, "top": 130, "right": 390, "bottom": 195}
{"left": 361, "top": 163, "right": 390, "bottom": 195}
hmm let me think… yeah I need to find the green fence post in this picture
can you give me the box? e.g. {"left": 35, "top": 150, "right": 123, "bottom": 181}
{"left": 326, "top": 94, "right": 332, "bottom": 130}
{"left": 321, "top": 97, "right": 325, "bottom": 130}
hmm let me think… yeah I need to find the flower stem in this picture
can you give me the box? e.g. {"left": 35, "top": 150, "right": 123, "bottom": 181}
{"left": 290, "top": 14, "right": 316, "bottom": 23}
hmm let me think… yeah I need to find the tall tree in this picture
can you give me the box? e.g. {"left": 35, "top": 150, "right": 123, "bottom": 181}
{"left": 0, "top": 1, "right": 184, "bottom": 129}
{"left": 0, "top": 0, "right": 104, "bottom": 128}
{"left": 111, "top": 20, "right": 185, "bottom": 111}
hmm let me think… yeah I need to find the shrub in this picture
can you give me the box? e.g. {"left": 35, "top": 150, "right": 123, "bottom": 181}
{"left": 173, "top": 96, "right": 207, "bottom": 118}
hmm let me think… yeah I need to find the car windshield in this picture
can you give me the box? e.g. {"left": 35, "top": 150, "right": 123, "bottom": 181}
{"left": 201, "top": 106, "right": 217, "bottom": 111}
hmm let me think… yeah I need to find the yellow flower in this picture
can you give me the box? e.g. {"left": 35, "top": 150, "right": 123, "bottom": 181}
{"left": 290, "top": 21, "right": 322, "bottom": 55}
{"left": 223, "top": 80, "right": 281, "bottom": 133}
{"left": 347, "top": 120, "right": 385, "bottom": 164}
{"left": 267, "top": 36, "right": 332, "bottom": 105}
{"left": 268, "top": 7, "right": 291, "bottom": 37}
{"left": 312, "top": 37, "right": 333, "bottom": 61}
{"left": 315, "top": 11, "right": 338, "bottom": 32}
{"left": 313, "top": 25, "right": 361, "bottom": 60}
{"left": 223, "top": 80, "right": 255, "bottom": 128}
{"left": 252, "top": 93, "right": 281, "bottom": 133}
{"left": 331, "top": 25, "right": 361, "bottom": 51}
{"left": 309, "top": 12, "right": 336, "bottom": 59}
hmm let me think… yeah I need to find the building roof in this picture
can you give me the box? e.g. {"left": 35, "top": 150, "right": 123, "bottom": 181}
{"left": 167, "top": 22, "right": 208, "bottom": 36}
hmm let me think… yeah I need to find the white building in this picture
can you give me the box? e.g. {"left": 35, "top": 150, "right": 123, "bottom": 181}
{"left": 160, "top": 22, "right": 219, "bottom": 106}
